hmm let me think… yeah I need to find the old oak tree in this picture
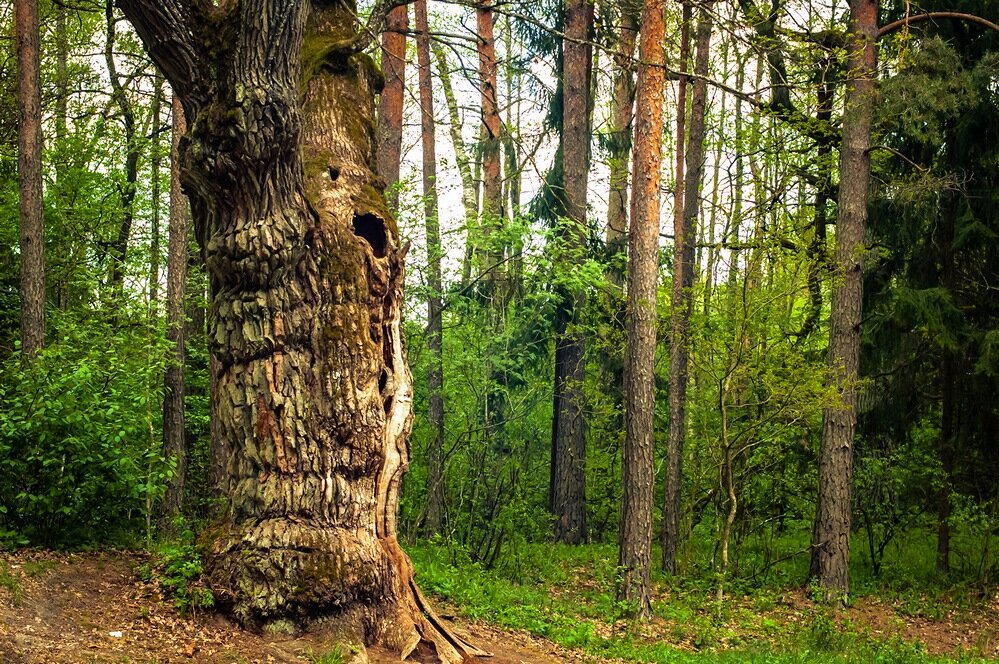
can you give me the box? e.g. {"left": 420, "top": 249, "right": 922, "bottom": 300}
{"left": 117, "top": 0, "right": 485, "bottom": 660}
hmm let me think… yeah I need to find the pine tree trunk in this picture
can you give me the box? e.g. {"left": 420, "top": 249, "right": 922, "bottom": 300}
{"left": 16, "top": 0, "right": 45, "bottom": 360}
{"left": 618, "top": 0, "right": 667, "bottom": 619}
{"left": 477, "top": 0, "right": 504, "bottom": 288}
{"left": 810, "top": 0, "right": 878, "bottom": 605}
{"left": 161, "top": 96, "right": 190, "bottom": 525}
{"left": 377, "top": 3, "right": 408, "bottom": 213}
{"left": 663, "top": 3, "right": 712, "bottom": 575}
{"left": 550, "top": 0, "right": 593, "bottom": 546}
{"left": 120, "top": 2, "right": 484, "bottom": 659}
{"left": 415, "top": 0, "right": 446, "bottom": 539}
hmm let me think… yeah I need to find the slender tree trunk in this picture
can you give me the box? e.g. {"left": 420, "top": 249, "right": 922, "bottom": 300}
{"left": 15, "top": 0, "right": 45, "bottom": 359}
{"left": 416, "top": 0, "right": 446, "bottom": 538}
{"left": 663, "top": 3, "right": 712, "bottom": 575}
{"left": 937, "top": 353, "right": 955, "bottom": 574}
{"left": 551, "top": 0, "right": 594, "bottom": 545}
{"left": 477, "top": 0, "right": 504, "bottom": 289}
{"left": 702, "top": 38, "right": 729, "bottom": 319}
{"left": 810, "top": 0, "right": 878, "bottom": 605}
{"left": 377, "top": 3, "right": 408, "bottom": 213}
{"left": 433, "top": 46, "right": 480, "bottom": 286}
{"left": 605, "top": 3, "right": 638, "bottom": 288}
{"left": 618, "top": 0, "right": 667, "bottom": 619}
{"left": 120, "top": 2, "right": 484, "bottom": 659}
{"left": 936, "top": 216, "right": 957, "bottom": 575}
{"left": 799, "top": 59, "right": 834, "bottom": 341}
{"left": 161, "top": 96, "right": 190, "bottom": 525}
{"left": 148, "top": 82, "right": 164, "bottom": 311}
{"left": 105, "top": 0, "right": 140, "bottom": 300}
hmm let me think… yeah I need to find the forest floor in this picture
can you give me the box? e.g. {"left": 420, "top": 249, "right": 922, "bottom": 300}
{"left": 0, "top": 548, "right": 997, "bottom": 663}
{"left": 0, "top": 549, "right": 574, "bottom": 664}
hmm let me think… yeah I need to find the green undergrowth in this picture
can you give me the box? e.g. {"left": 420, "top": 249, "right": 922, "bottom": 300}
{"left": 138, "top": 525, "right": 214, "bottom": 615}
{"left": 407, "top": 539, "right": 995, "bottom": 663}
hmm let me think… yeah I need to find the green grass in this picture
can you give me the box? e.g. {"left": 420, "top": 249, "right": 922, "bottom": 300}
{"left": 304, "top": 646, "right": 348, "bottom": 664}
{"left": 407, "top": 530, "right": 996, "bottom": 664}
{"left": 0, "top": 561, "right": 24, "bottom": 605}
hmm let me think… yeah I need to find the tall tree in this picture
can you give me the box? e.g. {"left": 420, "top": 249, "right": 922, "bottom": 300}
{"left": 618, "top": 0, "right": 667, "bottom": 619}
{"left": 604, "top": 0, "right": 638, "bottom": 284}
{"left": 118, "top": 2, "right": 483, "bottom": 659}
{"left": 15, "top": 0, "right": 45, "bottom": 359}
{"left": 433, "top": 45, "right": 479, "bottom": 285}
{"left": 477, "top": 0, "right": 504, "bottom": 288}
{"left": 810, "top": 0, "right": 878, "bottom": 603}
{"left": 148, "top": 81, "right": 164, "bottom": 310}
{"left": 415, "top": 0, "right": 445, "bottom": 538}
{"left": 104, "top": 0, "right": 143, "bottom": 299}
{"left": 663, "top": 2, "right": 712, "bottom": 574}
{"left": 550, "top": 0, "right": 594, "bottom": 545}
{"left": 161, "top": 96, "right": 189, "bottom": 524}
{"left": 377, "top": 1, "right": 408, "bottom": 212}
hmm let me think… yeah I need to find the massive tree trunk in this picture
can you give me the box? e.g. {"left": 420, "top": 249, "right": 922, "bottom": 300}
{"left": 376, "top": 2, "right": 407, "bottom": 213}
{"left": 618, "top": 0, "right": 667, "bottom": 620}
{"left": 16, "top": 0, "right": 45, "bottom": 359}
{"left": 810, "top": 0, "right": 878, "bottom": 605}
{"left": 662, "top": 3, "right": 712, "bottom": 575}
{"left": 120, "top": 2, "right": 483, "bottom": 659}
{"left": 551, "top": 0, "right": 594, "bottom": 545}
{"left": 161, "top": 96, "right": 190, "bottom": 524}
{"left": 415, "top": 0, "right": 446, "bottom": 538}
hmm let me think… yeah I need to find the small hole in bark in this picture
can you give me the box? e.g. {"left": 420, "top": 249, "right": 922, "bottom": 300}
{"left": 378, "top": 369, "right": 389, "bottom": 392}
{"left": 352, "top": 213, "right": 387, "bottom": 258}
{"left": 383, "top": 395, "right": 393, "bottom": 413}
{"left": 328, "top": 166, "right": 340, "bottom": 182}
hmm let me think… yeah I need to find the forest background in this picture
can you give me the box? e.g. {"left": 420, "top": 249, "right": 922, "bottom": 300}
{"left": 1, "top": 0, "right": 998, "bottom": 661}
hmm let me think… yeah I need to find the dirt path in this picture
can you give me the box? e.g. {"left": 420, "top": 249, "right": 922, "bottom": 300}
{"left": 0, "top": 550, "right": 574, "bottom": 664}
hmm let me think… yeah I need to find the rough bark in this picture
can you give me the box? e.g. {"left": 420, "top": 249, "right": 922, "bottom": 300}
{"left": 605, "top": 1, "right": 638, "bottom": 288}
{"left": 416, "top": 0, "right": 445, "bottom": 539}
{"left": 119, "top": 1, "right": 484, "bottom": 659}
{"left": 433, "top": 45, "right": 479, "bottom": 286}
{"left": 618, "top": 0, "right": 667, "bottom": 619}
{"left": 16, "top": 0, "right": 45, "bottom": 360}
{"left": 663, "top": 4, "right": 712, "bottom": 575}
{"left": 810, "top": 0, "right": 878, "bottom": 605}
{"left": 376, "top": 3, "right": 407, "bottom": 213}
{"left": 551, "top": 0, "right": 594, "bottom": 545}
{"left": 162, "top": 96, "right": 190, "bottom": 525}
